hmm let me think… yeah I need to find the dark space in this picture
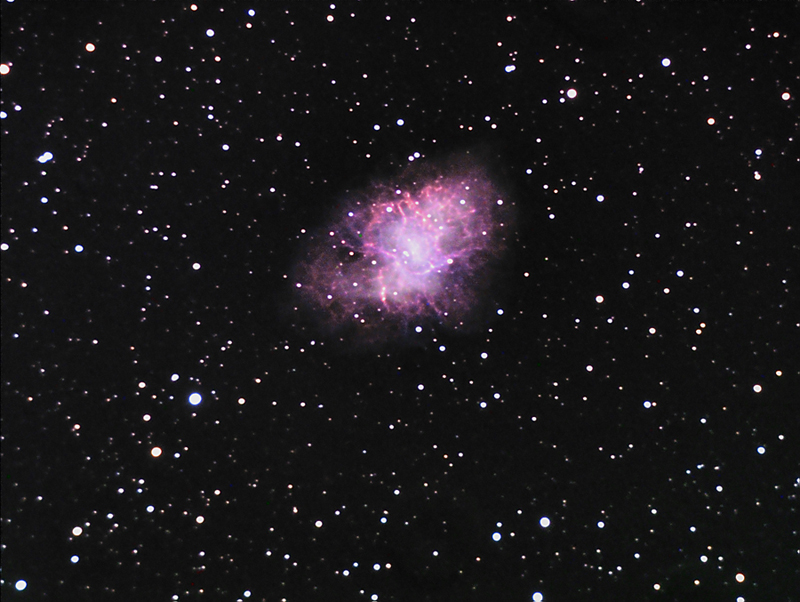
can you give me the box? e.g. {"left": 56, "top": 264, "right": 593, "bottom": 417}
{"left": 1, "top": 2, "right": 797, "bottom": 601}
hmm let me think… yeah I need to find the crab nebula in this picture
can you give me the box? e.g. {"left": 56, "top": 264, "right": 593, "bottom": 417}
{"left": 293, "top": 160, "right": 514, "bottom": 344}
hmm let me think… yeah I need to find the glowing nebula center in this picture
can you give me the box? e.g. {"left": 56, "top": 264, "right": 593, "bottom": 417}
{"left": 293, "top": 161, "right": 513, "bottom": 343}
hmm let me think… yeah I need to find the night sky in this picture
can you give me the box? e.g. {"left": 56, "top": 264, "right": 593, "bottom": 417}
{"left": 1, "top": 2, "right": 798, "bottom": 601}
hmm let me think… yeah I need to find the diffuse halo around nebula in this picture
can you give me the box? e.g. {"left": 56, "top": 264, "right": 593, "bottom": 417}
{"left": 292, "top": 156, "right": 515, "bottom": 344}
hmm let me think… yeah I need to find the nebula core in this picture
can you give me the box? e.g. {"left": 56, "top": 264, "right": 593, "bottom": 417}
{"left": 293, "top": 159, "right": 514, "bottom": 344}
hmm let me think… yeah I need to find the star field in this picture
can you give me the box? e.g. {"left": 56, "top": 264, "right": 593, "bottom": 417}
{"left": 1, "top": 3, "right": 797, "bottom": 601}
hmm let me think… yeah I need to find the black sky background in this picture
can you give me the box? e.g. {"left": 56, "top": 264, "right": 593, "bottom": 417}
{"left": 2, "top": 2, "right": 798, "bottom": 601}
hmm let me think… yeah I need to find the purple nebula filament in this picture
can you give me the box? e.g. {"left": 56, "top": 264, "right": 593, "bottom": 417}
{"left": 294, "top": 163, "right": 512, "bottom": 340}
